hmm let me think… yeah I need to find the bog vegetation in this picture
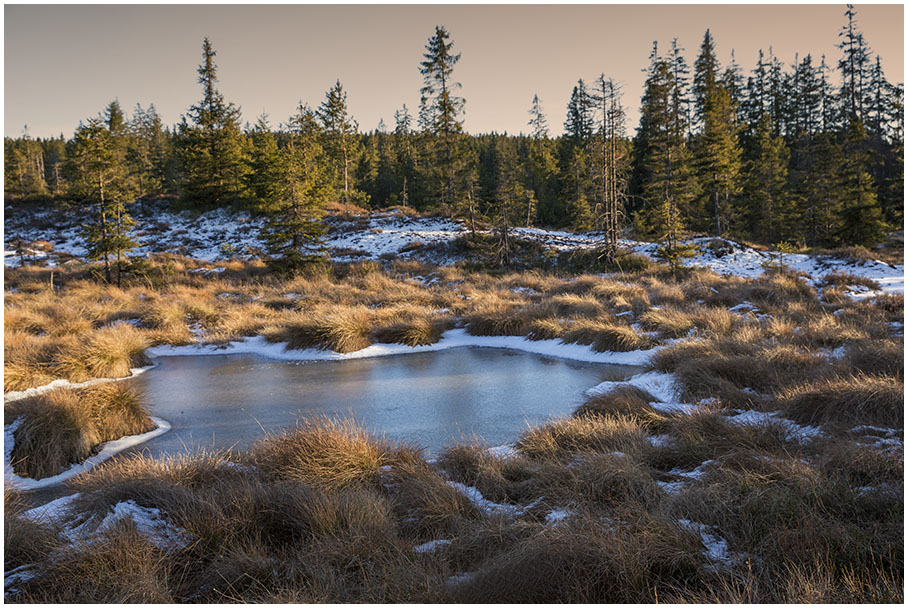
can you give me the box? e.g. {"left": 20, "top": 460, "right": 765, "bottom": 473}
{"left": 3, "top": 4, "right": 903, "bottom": 604}
{"left": 4, "top": 253, "right": 903, "bottom": 602}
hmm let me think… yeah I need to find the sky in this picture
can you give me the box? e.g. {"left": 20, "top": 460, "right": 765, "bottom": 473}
{"left": 4, "top": 4, "right": 904, "bottom": 139}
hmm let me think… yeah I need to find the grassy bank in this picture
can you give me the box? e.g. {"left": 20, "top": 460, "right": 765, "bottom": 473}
{"left": 4, "top": 255, "right": 903, "bottom": 602}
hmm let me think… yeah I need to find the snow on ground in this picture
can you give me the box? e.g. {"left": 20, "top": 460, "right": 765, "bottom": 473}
{"left": 412, "top": 539, "right": 452, "bottom": 554}
{"left": 447, "top": 481, "right": 544, "bottom": 518}
{"left": 22, "top": 493, "right": 191, "bottom": 550}
{"left": 678, "top": 518, "right": 745, "bottom": 571}
{"left": 545, "top": 508, "right": 572, "bottom": 526}
{"left": 146, "top": 327, "right": 661, "bottom": 367}
{"left": 5, "top": 203, "right": 903, "bottom": 296}
{"left": 725, "top": 409, "right": 825, "bottom": 444}
{"left": 4, "top": 416, "right": 171, "bottom": 491}
{"left": 447, "top": 481, "right": 526, "bottom": 517}
{"left": 587, "top": 370, "right": 695, "bottom": 413}
{"left": 4, "top": 364, "right": 156, "bottom": 404}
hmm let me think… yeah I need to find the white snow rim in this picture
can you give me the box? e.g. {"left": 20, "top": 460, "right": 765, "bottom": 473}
{"left": 5, "top": 416, "right": 171, "bottom": 491}
{"left": 144, "top": 327, "right": 663, "bottom": 366}
{"left": 4, "top": 364, "right": 157, "bottom": 404}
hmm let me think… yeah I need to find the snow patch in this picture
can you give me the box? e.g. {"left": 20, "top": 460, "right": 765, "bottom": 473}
{"left": 678, "top": 518, "right": 744, "bottom": 571}
{"left": 412, "top": 539, "right": 452, "bottom": 554}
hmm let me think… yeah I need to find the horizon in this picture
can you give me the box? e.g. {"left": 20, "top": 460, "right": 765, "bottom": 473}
{"left": 4, "top": 4, "right": 905, "bottom": 139}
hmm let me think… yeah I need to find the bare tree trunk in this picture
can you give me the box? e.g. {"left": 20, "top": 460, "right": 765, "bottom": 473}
{"left": 713, "top": 174, "right": 720, "bottom": 237}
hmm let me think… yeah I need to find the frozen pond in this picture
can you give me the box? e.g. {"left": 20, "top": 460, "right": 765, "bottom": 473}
{"left": 125, "top": 346, "right": 641, "bottom": 458}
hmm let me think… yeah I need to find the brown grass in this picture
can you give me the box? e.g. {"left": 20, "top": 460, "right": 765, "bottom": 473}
{"left": 7, "top": 384, "right": 154, "bottom": 479}
{"left": 780, "top": 374, "right": 903, "bottom": 428}
{"left": 246, "top": 417, "right": 399, "bottom": 488}
{"left": 515, "top": 414, "right": 651, "bottom": 462}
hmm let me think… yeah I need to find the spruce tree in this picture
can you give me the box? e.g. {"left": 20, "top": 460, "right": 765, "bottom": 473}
{"left": 318, "top": 80, "right": 363, "bottom": 209}
{"left": 692, "top": 30, "right": 742, "bottom": 236}
{"left": 741, "top": 114, "right": 789, "bottom": 243}
{"left": 69, "top": 112, "right": 138, "bottom": 284}
{"left": 837, "top": 119, "right": 887, "bottom": 246}
{"left": 528, "top": 94, "right": 549, "bottom": 139}
{"left": 419, "top": 25, "right": 466, "bottom": 209}
{"left": 176, "top": 37, "right": 249, "bottom": 208}
{"left": 258, "top": 103, "right": 330, "bottom": 273}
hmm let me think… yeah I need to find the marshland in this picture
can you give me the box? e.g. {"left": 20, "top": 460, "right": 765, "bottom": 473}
{"left": 4, "top": 242, "right": 904, "bottom": 602}
{"left": 4, "top": 4, "right": 905, "bottom": 604}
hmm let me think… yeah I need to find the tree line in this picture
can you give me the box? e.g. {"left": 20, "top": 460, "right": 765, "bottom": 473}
{"left": 5, "top": 6, "right": 903, "bottom": 274}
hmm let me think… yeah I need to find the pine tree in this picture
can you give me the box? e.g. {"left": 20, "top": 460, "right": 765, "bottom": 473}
{"left": 176, "top": 37, "right": 249, "bottom": 208}
{"left": 258, "top": 103, "right": 330, "bottom": 273}
{"left": 692, "top": 30, "right": 742, "bottom": 236}
{"left": 318, "top": 80, "right": 363, "bottom": 209}
{"left": 69, "top": 111, "right": 138, "bottom": 284}
{"left": 740, "top": 114, "right": 789, "bottom": 243}
{"left": 419, "top": 25, "right": 466, "bottom": 209}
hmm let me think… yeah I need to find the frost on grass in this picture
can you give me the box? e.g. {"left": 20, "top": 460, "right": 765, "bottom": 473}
{"left": 412, "top": 539, "right": 452, "bottom": 554}
{"left": 545, "top": 508, "right": 571, "bottom": 526}
{"left": 446, "top": 481, "right": 543, "bottom": 518}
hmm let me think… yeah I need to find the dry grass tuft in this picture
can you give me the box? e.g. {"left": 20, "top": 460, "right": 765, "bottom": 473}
{"left": 273, "top": 306, "right": 374, "bottom": 353}
{"left": 562, "top": 320, "right": 651, "bottom": 352}
{"left": 574, "top": 386, "right": 670, "bottom": 430}
{"left": 7, "top": 384, "right": 154, "bottom": 479}
{"left": 516, "top": 414, "right": 650, "bottom": 462}
{"left": 247, "top": 417, "right": 396, "bottom": 488}
{"left": 780, "top": 374, "right": 903, "bottom": 428}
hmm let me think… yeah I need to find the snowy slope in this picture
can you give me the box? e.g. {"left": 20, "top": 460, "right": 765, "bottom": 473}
{"left": 4, "top": 202, "right": 903, "bottom": 294}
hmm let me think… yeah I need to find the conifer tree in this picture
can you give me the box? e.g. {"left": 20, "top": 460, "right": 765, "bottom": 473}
{"left": 258, "top": 103, "right": 330, "bottom": 273}
{"left": 69, "top": 111, "right": 138, "bottom": 284}
{"left": 741, "top": 114, "right": 789, "bottom": 243}
{"left": 419, "top": 25, "right": 466, "bottom": 209}
{"left": 564, "top": 80, "right": 594, "bottom": 142}
{"left": 692, "top": 30, "right": 742, "bottom": 236}
{"left": 526, "top": 95, "right": 559, "bottom": 226}
{"left": 528, "top": 94, "right": 549, "bottom": 139}
{"left": 837, "top": 118, "right": 887, "bottom": 246}
{"left": 318, "top": 80, "right": 363, "bottom": 209}
{"left": 176, "top": 37, "right": 248, "bottom": 207}
{"left": 631, "top": 42, "right": 695, "bottom": 237}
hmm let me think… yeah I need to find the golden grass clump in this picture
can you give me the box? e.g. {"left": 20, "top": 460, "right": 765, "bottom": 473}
{"left": 273, "top": 306, "right": 374, "bottom": 353}
{"left": 446, "top": 512, "right": 704, "bottom": 603}
{"left": 57, "top": 323, "right": 151, "bottom": 382}
{"left": 638, "top": 306, "right": 694, "bottom": 338}
{"left": 780, "top": 374, "right": 903, "bottom": 428}
{"left": 248, "top": 417, "right": 395, "bottom": 488}
{"left": 7, "top": 384, "right": 154, "bottom": 480}
{"left": 516, "top": 414, "right": 650, "bottom": 461}
{"left": 562, "top": 320, "right": 651, "bottom": 352}
{"left": 573, "top": 386, "right": 669, "bottom": 430}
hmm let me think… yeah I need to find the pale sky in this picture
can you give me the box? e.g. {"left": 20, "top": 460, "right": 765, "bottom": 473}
{"left": 4, "top": 4, "right": 904, "bottom": 139}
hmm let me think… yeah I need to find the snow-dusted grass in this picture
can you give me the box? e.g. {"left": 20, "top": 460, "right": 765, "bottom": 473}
{"left": 3, "top": 242, "right": 903, "bottom": 602}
